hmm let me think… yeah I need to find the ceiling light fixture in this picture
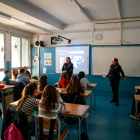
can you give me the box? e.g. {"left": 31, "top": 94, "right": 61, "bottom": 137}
{"left": 25, "top": 22, "right": 48, "bottom": 32}
{"left": 0, "top": 12, "right": 11, "bottom": 20}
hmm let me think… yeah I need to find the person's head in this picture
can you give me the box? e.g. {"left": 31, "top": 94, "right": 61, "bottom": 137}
{"left": 112, "top": 58, "right": 118, "bottom": 65}
{"left": 68, "top": 76, "right": 80, "bottom": 94}
{"left": 20, "top": 68, "right": 26, "bottom": 75}
{"left": 40, "top": 85, "right": 58, "bottom": 113}
{"left": 39, "top": 75, "right": 47, "bottom": 91}
{"left": 66, "top": 57, "right": 71, "bottom": 64}
{"left": 78, "top": 71, "right": 85, "bottom": 80}
{"left": 4, "top": 70, "right": 10, "bottom": 76}
{"left": 23, "top": 66, "right": 27, "bottom": 72}
{"left": 17, "top": 82, "right": 37, "bottom": 110}
{"left": 59, "top": 73, "right": 68, "bottom": 82}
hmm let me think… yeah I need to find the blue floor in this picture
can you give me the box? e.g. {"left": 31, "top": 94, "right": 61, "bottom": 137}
{"left": 0, "top": 91, "right": 140, "bottom": 140}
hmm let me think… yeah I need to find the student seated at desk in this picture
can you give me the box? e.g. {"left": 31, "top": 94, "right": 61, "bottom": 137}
{"left": 23, "top": 66, "right": 31, "bottom": 79}
{"left": 78, "top": 71, "right": 90, "bottom": 89}
{"left": 65, "top": 76, "right": 85, "bottom": 104}
{"left": 58, "top": 73, "right": 71, "bottom": 88}
{"left": 2, "top": 70, "right": 12, "bottom": 85}
{"left": 17, "top": 83, "right": 39, "bottom": 135}
{"left": 130, "top": 90, "right": 140, "bottom": 119}
{"left": 39, "top": 85, "right": 67, "bottom": 139}
{"left": 17, "top": 68, "right": 30, "bottom": 86}
{"left": 36, "top": 75, "right": 47, "bottom": 99}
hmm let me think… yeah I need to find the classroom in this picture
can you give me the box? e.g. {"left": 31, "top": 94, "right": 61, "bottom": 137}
{"left": 0, "top": 0, "right": 140, "bottom": 140}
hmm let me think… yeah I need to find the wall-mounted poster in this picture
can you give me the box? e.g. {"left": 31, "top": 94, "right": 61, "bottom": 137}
{"left": 44, "top": 53, "right": 51, "bottom": 59}
{"left": 44, "top": 60, "right": 52, "bottom": 66}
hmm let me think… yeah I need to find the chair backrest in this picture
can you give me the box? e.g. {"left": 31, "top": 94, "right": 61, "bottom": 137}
{"left": 82, "top": 86, "right": 86, "bottom": 91}
{"left": 36, "top": 116, "right": 60, "bottom": 130}
{"left": 1, "top": 81, "right": 6, "bottom": 85}
{"left": 13, "top": 70, "right": 18, "bottom": 79}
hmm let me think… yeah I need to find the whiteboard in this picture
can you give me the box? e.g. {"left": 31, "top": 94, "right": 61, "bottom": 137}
{"left": 92, "top": 47, "right": 140, "bottom": 77}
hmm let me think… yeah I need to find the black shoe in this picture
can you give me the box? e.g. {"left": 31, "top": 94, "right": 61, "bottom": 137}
{"left": 110, "top": 100, "right": 116, "bottom": 103}
{"left": 116, "top": 102, "right": 119, "bottom": 106}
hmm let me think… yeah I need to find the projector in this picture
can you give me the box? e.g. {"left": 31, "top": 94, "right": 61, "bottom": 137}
{"left": 52, "top": 37, "right": 63, "bottom": 44}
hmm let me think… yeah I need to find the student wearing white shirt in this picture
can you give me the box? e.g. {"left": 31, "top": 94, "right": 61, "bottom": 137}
{"left": 78, "top": 71, "right": 90, "bottom": 89}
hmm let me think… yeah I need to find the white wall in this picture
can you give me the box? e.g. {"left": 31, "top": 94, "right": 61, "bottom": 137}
{"left": 35, "top": 21, "right": 140, "bottom": 46}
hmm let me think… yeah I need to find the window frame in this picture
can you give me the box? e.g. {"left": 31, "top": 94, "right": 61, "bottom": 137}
{"left": 0, "top": 31, "right": 6, "bottom": 73}
{"left": 11, "top": 33, "right": 31, "bottom": 78}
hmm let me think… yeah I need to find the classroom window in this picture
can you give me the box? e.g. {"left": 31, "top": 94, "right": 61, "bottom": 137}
{"left": 22, "top": 38, "right": 30, "bottom": 67}
{"left": 11, "top": 36, "right": 21, "bottom": 68}
{"left": 0, "top": 33, "right": 4, "bottom": 69}
{"left": 0, "top": 71, "right": 4, "bottom": 81}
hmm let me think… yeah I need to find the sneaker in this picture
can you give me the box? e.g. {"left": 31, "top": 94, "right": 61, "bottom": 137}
{"left": 110, "top": 100, "right": 116, "bottom": 103}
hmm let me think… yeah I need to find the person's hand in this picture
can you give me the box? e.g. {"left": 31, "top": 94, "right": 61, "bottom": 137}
{"left": 63, "top": 70, "right": 67, "bottom": 73}
{"left": 124, "top": 77, "right": 129, "bottom": 80}
{"left": 64, "top": 110, "right": 70, "bottom": 114}
{"left": 56, "top": 90, "right": 60, "bottom": 98}
{"left": 103, "top": 76, "right": 106, "bottom": 78}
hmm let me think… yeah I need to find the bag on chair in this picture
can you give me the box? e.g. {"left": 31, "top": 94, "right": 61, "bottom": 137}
{"left": 4, "top": 123, "right": 24, "bottom": 140}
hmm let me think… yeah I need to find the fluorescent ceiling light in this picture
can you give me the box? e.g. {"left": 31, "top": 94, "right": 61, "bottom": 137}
{"left": 0, "top": 12, "right": 11, "bottom": 20}
{"left": 25, "top": 22, "right": 48, "bottom": 32}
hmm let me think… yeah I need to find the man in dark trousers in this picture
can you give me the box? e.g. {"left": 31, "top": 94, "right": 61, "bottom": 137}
{"left": 103, "top": 58, "right": 129, "bottom": 106}
{"left": 62, "top": 57, "right": 74, "bottom": 80}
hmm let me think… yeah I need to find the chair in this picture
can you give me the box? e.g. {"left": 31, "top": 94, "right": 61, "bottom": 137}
{"left": 13, "top": 70, "right": 18, "bottom": 79}
{"left": 35, "top": 116, "right": 70, "bottom": 140}
{"left": 13, "top": 82, "right": 25, "bottom": 100}
{"left": 82, "top": 86, "right": 86, "bottom": 91}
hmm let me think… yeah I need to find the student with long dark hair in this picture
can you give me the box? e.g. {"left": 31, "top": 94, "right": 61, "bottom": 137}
{"left": 65, "top": 76, "right": 84, "bottom": 104}
{"left": 36, "top": 75, "right": 47, "bottom": 99}
{"left": 17, "top": 82, "right": 39, "bottom": 132}
{"left": 39, "top": 85, "right": 68, "bottom": 138}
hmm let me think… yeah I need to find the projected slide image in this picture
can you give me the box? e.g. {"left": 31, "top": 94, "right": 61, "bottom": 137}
{"left": 60, "top": 57, "right": 66, "bottom": 68}
{"left": 56, "top": 46, "right": 89, "bottom": 74}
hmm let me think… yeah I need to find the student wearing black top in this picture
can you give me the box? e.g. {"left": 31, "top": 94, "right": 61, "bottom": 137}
{"left": 65, "top": 76, "right": 85, "bottom": 104}
{"left": 103, "top": 58, "right": 129, "bottom": 106}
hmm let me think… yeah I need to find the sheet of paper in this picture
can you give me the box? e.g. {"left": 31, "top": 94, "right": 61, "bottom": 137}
{"left": 44, "top": 60, "right": 52, "bottom": 66}
{"left": 44, "top": 53, "right": 51, "bottom": 59}
{"left": 43, "top": 67, "right": 47, "bottom": 73}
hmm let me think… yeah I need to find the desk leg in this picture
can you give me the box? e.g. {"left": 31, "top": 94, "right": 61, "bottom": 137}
{"left": 86, "top": 115, "right": 88, "bottom": 137}
{"left": 134, "top": 101, "right": 138, "bottom": 134}
{"left": 94, "top": 87, "right": 96, "bottom": 110}
{"left": 78, "top": 117, "right": 81, "bottom": 140}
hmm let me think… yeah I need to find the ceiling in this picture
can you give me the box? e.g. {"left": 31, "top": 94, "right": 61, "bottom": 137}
{"left": 0, "top": 0, "right": 139, "bottom": 34}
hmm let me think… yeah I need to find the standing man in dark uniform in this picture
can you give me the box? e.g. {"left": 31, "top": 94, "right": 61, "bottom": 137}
{"left": 103, "top": 58, "right": 129, "bottom": 106}
{"left": 62, "top": 57, "right": 74, "bottom": 80}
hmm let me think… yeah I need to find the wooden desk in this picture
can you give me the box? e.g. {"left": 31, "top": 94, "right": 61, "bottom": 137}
{"left": 0, "top": 85, "right": 15, "bottom": 114}
{"left": 58, "top": 88, "right": 92, "bottom": 97}
{"left": 87, "top": 83, "right": 97, "bottom": 110}
{"left": 135, "top": 86, "right": 140, "bottom": 90}
{"left": 10, "top": 100, "right": 89, "bottom": 140}
{"left": 134, "top": 94, "right": 140, "bottom": 134}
